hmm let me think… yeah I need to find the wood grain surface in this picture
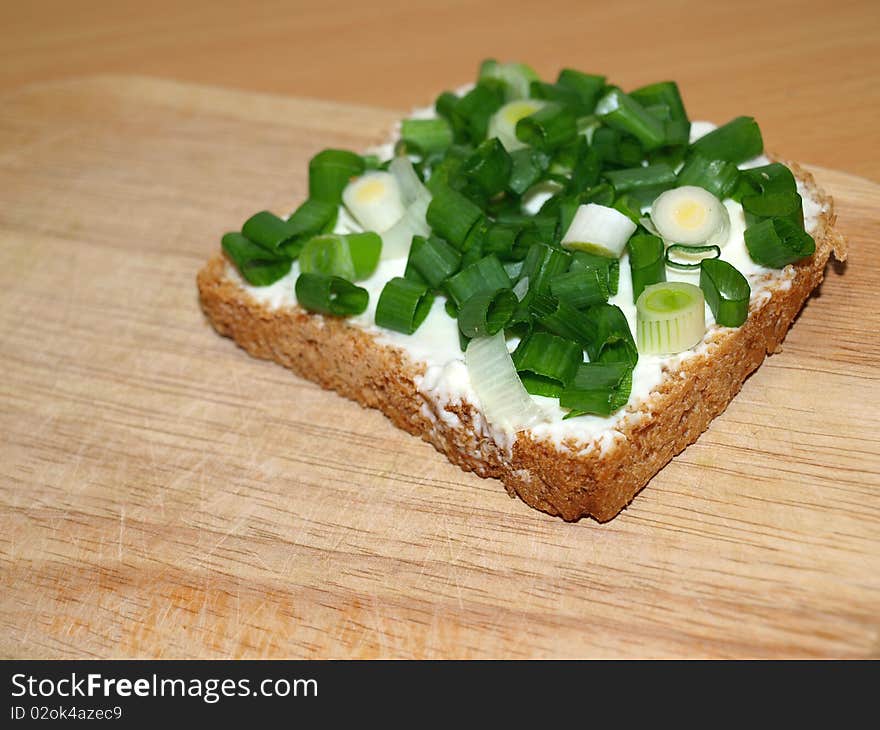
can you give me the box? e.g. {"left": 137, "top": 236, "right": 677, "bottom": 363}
{"left": 3, "top": 0, "right": 880, "bottom": 180}
{"left": 0, "top": 76, "right": 878, "bottom": 659}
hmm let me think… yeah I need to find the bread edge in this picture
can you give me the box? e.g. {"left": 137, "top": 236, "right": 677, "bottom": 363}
{"left": 196, "top": 162, "right": 846, "bottom": 522}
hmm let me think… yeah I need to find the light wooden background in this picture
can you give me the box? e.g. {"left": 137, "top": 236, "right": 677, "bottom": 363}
{"left": 2, "top": 0, "right": 879, "bottom": 179}
{"left": 1, "top": 2, "right": 878, "bottom": 659}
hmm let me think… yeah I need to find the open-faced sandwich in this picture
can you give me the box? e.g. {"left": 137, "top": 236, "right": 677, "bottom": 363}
{"left": 198, "top": 60, "right": 847, "bottom": 521}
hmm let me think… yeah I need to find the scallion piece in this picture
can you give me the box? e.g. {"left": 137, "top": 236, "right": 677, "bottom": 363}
{"left": 665, "top": 243, "right": 721, "bottom": 270}
{"left": 299, "top": 232, "right": 382, "bottom": 281}
{"left": 569, "top": 250, "right": 620, "bottom": 296}
{"left": 595, "top": 88, "right": 666, "bottom": 151}
{"left": 508, "top": 147, "right": 551, "bottom": 195}
{"left": 559, "top": 362, "right": 633, "bottom": 417}
{"left": 739, "top": 162, "right": 797, "bottom": 197}
{"left": 222, "top": 232, "right": 292, "bottom": 286}
{"left": 426, "top": 184, "right": 483, "bottom": 249}
{"left": 295, "top": 272, "right": 368, "bottom": 317}
{"left": 630, "top": 81, "right": 689, "bottom": 124}
{"left": 458, "top": 288, "right": 518, "bottom": 338}
{"left": 444, "top": 254, "right": 511, "bottom": 308}
{"left": 690, "top": 116, "right": 763, "bottom": 165}
{"left": 284, "top": 198, "right": 338, "bottom": 249}
{"left": 744, "top": 218, "right": 815, "bottom": 268}
{"left": 530, "top": 293, "right": 595, "bottom": 349}
{"left": 628, "top": 233, "right": 666, "bottom": 302}
{"left": 556, "top": 69, "right": 606, "bottom": 115}
{"left": 517, "top": 243, "right": 571, "bottom": 297}
{"left": 699, "top": 259, "right": 750, "bottom": 327}
{"left": 400, "top": 118, "right": 454, "bottom": 157}
{"left": 515, "top": 102, "right": 578, "bottom": 152}
{"left": 241, "top": 211, "right": 297, "bottom": 251}
{"left": 458, "top": 138, "right": 512, "bottom": 198}
{"left": 406, "top": 234, "right": 462, "bottom": 289}
{"left": 591, "top": 127, "right": 644, "bottom": 169}
{"left": 580, "top": 303, "right": 639, "bottom": 366}
{"left": 308, "top": 149, "right": 365, "bottom": 203}
{"left": 375, "top": 277, "right": 435, "bottom": 335}
{"left": 603, "top": 163, "right": 677, "bottom": 205}
{"left": 676, "top": 154, "right": 740, "bottom": 200}
{"left": 560, "top": 203, "right": 637, "bottom": 258}
{"left": 549, "top": 268, "right": 610, "bottom": 309}
{"left": 480, "top": 59, "right": 540, "bottom": 100}
{"left": 742, "top": 191, "right": 804, "bottom": 230}
{"left": 512, "top": 332, "right": 582, "bottom": 397}
{"left": 636, "top": 282, "right": 705, "bottom": 355}
{"left": 454, "top": 81, "right": 506, "bottom": 143}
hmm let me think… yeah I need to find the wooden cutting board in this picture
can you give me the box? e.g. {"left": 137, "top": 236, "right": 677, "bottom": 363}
{"left": 1, "top": 76, "right": 877, "bottom": 659}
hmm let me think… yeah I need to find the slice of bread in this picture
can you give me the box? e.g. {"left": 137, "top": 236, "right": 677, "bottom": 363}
{"left": 197, "top": 161, "right": 846, "bottom": 522}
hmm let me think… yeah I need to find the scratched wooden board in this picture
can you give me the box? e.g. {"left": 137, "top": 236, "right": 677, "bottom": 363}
{"left": 0, "top": 77, "right": 877, "bottom": 659}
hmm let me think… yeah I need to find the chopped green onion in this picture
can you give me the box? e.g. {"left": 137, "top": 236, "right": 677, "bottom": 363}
{"left": 742, "top": 191, "right": 804, "bottom": 230}
{"left": 458, "top": 288, "right": 518, "bottom": 338}
{"left": 628, "top": 233, "right": 666, "bottom": 301}
{"left": 636, "top": 282, "right": 705, "bottom": 355}
{"left": 517, "top": 243, "right": 571, "bottom": 297}
{"left": 283, "top": 198, "right": 338, "bottom": 250}
{"left": 426, "top": 184, "right": 483, "bottom": 249}
{"left": 308, "top": 149, "right": 365, "bottom": 203}
{"left": 406, "top": 234, "right": 462, "bottom": 288}
{"left": 700, "top": 259, "right": 751, "bottom": 327}
{"left": 241, "top": 211, "right": 297, "bottom": 251}
{"left": 595, "top": 88, "right": 666, "bottom": 151}
{"left": 515, "top": 102, "right": 578, "bottom": 152}
{"left": 651, "top": 186, "right": 730, "bottom": 246}
{"left": 665, "top": 243, "right": 721, "bottom": 270}
{"left": 739, "top": 162, "right": 797, "bottom": 197}
{"left": 603, "top": 163, "right": 677, "bottom": 205}
{"left": 454, "top": 81, "right": 506, "bottom": 143}
{"left": 612, "top": 194, "right": 643, "bottom": 224}
{"left": 295, "top": 272, "right": 368, "bottom": 317}
{"left": 530, "top": 293, "right": 595, "bottom": 348}
{"left": 458, "top": 138, "right": 512, "bottom": 197}
{"left": 480, "top": 59, "right": 540, "bottom": 100}
{"left": 631, "top": 81, "right": 688, "bottom": 120}
{"left": 529, "top": 80, "right": 583, "bottom": 111}
{"left": 375, "top": 277, "right": 435, "bottom": 334}
{"left": 560, "top": 203, "right": 637, "bottom": 258}
{"left": 488, "top": 99, "right": 547, "bottom": 151}
{"left": 591, "top": 127, "right": 644, "bottom": 169}
{"left": 744, "top": 218, "right": 815, "bottom": 268}
{"left": 569, "top": 250, "right": 620, "bottom": 295}
{"left": 564, "top": 138, "right": 601, "bottom": 193}
{"left": 299, "top": 232, "right": 381, "bottom": 281}
{"left": 379, "top": 195, "right": 431, "bottom": 259}
{"left": 512, "top": 332, "right": 582, "bottom": 397}
{"left": 555, "top": 69, "right": 606, "bottom": 115}
{"left": 690, "top": 117, "right": 763, "bottom": 164}
{"left": 507, "top": 147, "right": 551, "bottom": 195}
{"left": 559, "top": 362, "right": 633, "bottom": 417}
{"left": 549, "top": 268, "right": 610, "bottom": 309}
{"left": 676, "top": 154, "right": 740, "bottom": 200}
{"left": 581, "top": 303, "right": 639, "bottom": 366}
{"left": 222, "top": 232, "right": 292, "bottom": 286}
{"left": 400, "top": 118, "right": 454, "bottom": 157}
{"left": 444, "top": 254, "right": 511, "bottom": 308}
{"left": 389, "top": 156, "right": 430, "bottom": 207}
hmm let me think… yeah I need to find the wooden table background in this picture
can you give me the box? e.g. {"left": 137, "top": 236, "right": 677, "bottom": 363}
{"left": 3, "top": 0, "right": 879, "bottom": 180}
{"left": 1, "top": 1, "right": 879, "bottom": 659}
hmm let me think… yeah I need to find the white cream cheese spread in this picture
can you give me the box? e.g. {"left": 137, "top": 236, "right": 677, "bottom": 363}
{"left": 233, "top": 118, "right": 826, "bottom": 455}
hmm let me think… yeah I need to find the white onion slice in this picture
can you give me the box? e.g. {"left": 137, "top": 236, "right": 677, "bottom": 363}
{"left": 379, "top": 195, "right": 431, "bottom": 260}
{"left": 389, "top": 156, "right": 430, "bottom": 207}
{"left": 342, "top": 171, "right": 407, "bottom": 233}
{"left": 560, "top": 203, "right": 636, "bottom": 258}
{"left": 650, "top": 186, "right": 730, "bottom": 247}
{"left": 465, "top": 332, "right": 544, "bottom": 433}
{"left": 487, "top": 99, "right": 546, "bottom": 151}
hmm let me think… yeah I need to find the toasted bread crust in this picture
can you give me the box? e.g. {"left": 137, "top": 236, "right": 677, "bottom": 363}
{"left": 197, "top": 162, "right": 845, "bottom": 522}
